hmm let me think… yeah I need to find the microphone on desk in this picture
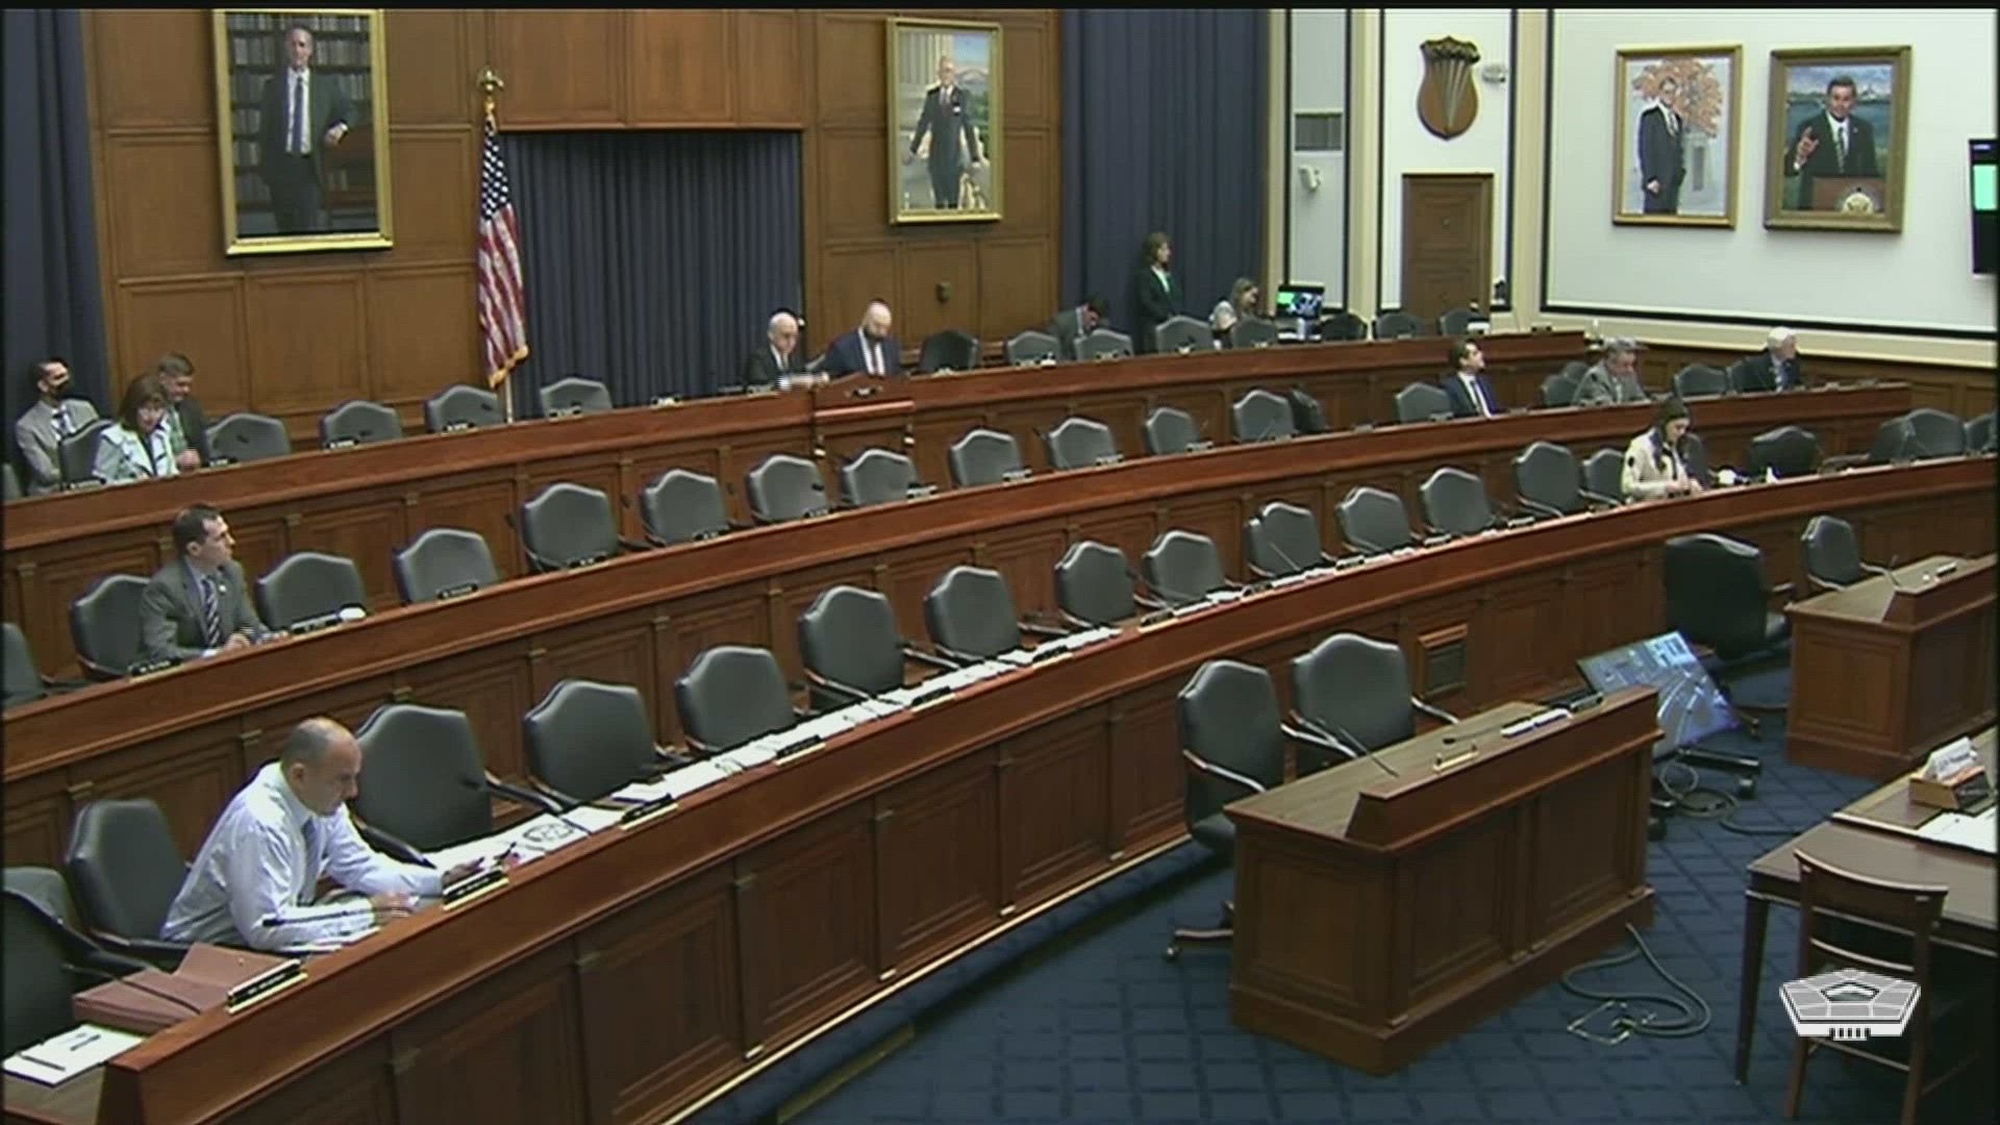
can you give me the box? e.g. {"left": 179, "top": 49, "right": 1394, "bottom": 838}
{"left": 1294, "top": 711, "right": 1399, "bottom": 778}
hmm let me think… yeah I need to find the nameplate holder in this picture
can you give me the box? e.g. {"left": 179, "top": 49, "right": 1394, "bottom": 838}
{"left": 1187, "top": 440, "right": 1216, "bottom": 452}
{"left": 441, "top": 867, "right": 509, "bottom": 909}
{"left": 1333, "top": 554, "right": 1368, "bottom": 570}
{"left": 1909, "top": 765, "right": 1993, "bottom": 812}
{"left": 1504, "top": 515, "right": 1538, "bottom": 529}
{"left": 772, "top": 738, "right": 825, "bottom": 762}
{"left": 618, "top": 797, "right": 679, "bottom": 830}
{"left": 1137, "top": 609, "right": 1177, "bottom": 630}
{"left": 224, "top": 959, "right": 306, "bottom": 1013}
{"left": 549, "top": 405, "right": 584, "bottom": 420}
{"left": 1092, "top": 454, "right": 1124, "bottom": 467}
{"left": 209, "top": 457, "right": 238, "bottom": 469}
{"left": 1420, "top": 533, "right": 1454, "bottom": 548}
{"left": 652, "top": 395, "right": 680, "bottom": 408}
{"left": 325, "top": 437, "right": 360, "bottom": 450}
{"left": 1427, "top": 412, "right": 1454, "bottom": 424}
{"left": 128, "top": 657, "right": 181, "bottom": 678}
{"left": 1432, "top": 747, "right": 1480, "bottom": 773}
{"left": 564, "top": 554, "right": 609, "bottom": 571}
{"left": 905, "top": 484, "right": 940, "bottom": 500}
{"left": 61, "top": 479, "right": 108, "bottom": 492}
{"left": 1350, "top": 422, "right": 1376, "bottom": 433}
{"left": 287, "top": 614, "right": 342, "bottom": 637}
{"left": 436, "top": 582, "right": 479, "bottom": 601}
{"left": 1037, "top": 356, "right": 1058, "bottom": 368}
{"left": 1000, "top": 468, "right": 1033, "bottom": 483}
{"left": 442, "top": 420, "right": 475, "bottom": 433}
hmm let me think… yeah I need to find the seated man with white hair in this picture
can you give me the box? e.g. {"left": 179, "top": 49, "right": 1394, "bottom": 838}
{"left": 1731, "top": 327, "right": 1808, "bottom": 393}
{"left": 742, "top": 310, "right": 821, "bottom": 390}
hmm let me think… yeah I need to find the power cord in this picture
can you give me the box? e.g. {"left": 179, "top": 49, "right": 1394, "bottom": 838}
{"left": 1654, "top": 759, "right": 1809, "bottom": 837}
{"left": 1561, "top": 922, "right": 1712, "bottom": 1044}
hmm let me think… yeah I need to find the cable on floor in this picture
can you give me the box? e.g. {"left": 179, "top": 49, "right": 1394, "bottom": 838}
{"left": 1559, "top": 922, "right": 1713, "bottom": 1045}
{"left": 1654, "top": 759, "right": 1810, "bottom": 837}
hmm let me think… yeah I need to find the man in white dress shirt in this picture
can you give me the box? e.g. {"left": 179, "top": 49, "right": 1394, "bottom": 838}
{"left": 163, "top": 718, "right": 479, "bottom": 951}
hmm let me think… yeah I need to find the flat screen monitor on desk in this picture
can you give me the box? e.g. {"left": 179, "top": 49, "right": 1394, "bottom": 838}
{"left": 1273, "top": 284, "right": 1326, "bottom": 323}
{"left": 1578, "top": 631, "right": 1738, "bottom": 758}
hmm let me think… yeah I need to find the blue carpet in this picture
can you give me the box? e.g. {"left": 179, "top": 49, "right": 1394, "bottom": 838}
{"left": 792, "top": 677, "right": 1988, "bottom": 1124}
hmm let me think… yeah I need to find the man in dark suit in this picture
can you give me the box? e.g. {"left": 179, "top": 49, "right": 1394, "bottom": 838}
{"left": 1730, "top": 327, "right": 1808, "bottom": 393}
{"left": 1047, "top": 296, "right": 1108, "bottom": 362}
{"left": 742, "top": 311, "right": 810, "bottom": 387}
{"left": 1439, "top": 339, "right": 1502, "bottom": 419}
{"left": 138, "top": 505, "right": 271, "bottom": 666}
{"left": 821, "top": 301, "right": 902, "bottom": 378}
{"left": 904, "top": 56, "right": 983, "bottom": 210}
{"left": 1783, "top": 74, "right": 1878, "bottom": 210}
{"left": 258, "top": 24, "right": 354, "bottom": 235}
{"left": 154, "top": 352, "right": 211, "bottom": 471}
{"left": 1637, "top": 77, "right": 1687, "bottom": 215}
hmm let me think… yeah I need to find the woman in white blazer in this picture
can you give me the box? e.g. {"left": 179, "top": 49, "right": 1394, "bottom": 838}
{"left": 1620, "top": 396, "right": 1701, "bottom": 500}
{"left": 93, "top": 372, "right": 179, "bottom": 485}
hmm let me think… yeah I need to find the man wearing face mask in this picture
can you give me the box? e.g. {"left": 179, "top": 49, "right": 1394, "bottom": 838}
{"left": 821, "top": 300, "right": 903, "bottom": 378}
{"left": 15, "top": 358, "right": 100, "bottom": 495}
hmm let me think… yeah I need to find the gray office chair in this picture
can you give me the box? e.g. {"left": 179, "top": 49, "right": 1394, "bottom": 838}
{"left": 62, "top": 798, "right": 193, "bottom": 968}
{"left": 1580, "top": 447, "right": 1626, "bottom": 504}
{"left": 1334, "top": 487, "right": 1415, "bottom": 554}
{"left": 1373, "top": 311, "right": 1423, "bottom": 340}
{"left": 58, "top": 418, "right": 115, "bottom": 486}
{"left": 1228, "top": 317, "right": 1279, "bottom": 349}
{"left": 1231, "top": 389, "right": 1295, "bottom": 442}
{"left": 424, "top": 384, "right": 505, "bottom": 433}
{"left": 1437, "top": 307, "right": 1476, "bottom": 337}
{"left": 1287, "top": 387, "right": 1331, "bottom": 434}
{"left": 923, "top": 566, "right": 1060, "bottom": 664}
{"left": 539, "top": 376, "right": 613, "bottom": 417}
{"left": 4, "top": 888, "right": 151, "bottom": 1055}
{"left": 1245, "top": 501, "right": 1333, "bottom": 578}
{"left": 1053, "top": 540, "right": 1143, "bottom": 626}
{"left": 352, "top": 703, "right": 530, "bottom": 854}
{"left": 1393, "top": 381, "right": 1453, "bottom": 424}
{"left": 1317, "top": 310, "right": 1368, "bottom": 342}
{"left": 393, "top": 528, "right": 500, "bottom": 604}
{"left": 206, "top": 413, "right": 292, "bottom": 465}
{"left": 522, "top": 679, "right": 674, "bottom": 807}
{"left": 839, "top": 448, "right": 930, "bottom": 508}
{"left": 1513, "top": 442, "right": 1586, "bottom": 517}
{"left": 1076, "top": 328, "right": 1134, "bottom": 362}
{"left": 1671, "top": 364, "right": 1730, "bottom": 398}
{"left": 640, "top": 468, "right": 737, "bottom": 545}
{"left": 1745, "top": 425, "right": 1822, "bottom": 479}
{"left": 1662, "top": 533, "right": 1793, "bottom": 737}
{"left": 674, "top": 645, "right": 803, "bottom": 755}
{"left": 1044, "top": 416, "right": 1121, "bottom": 470}
{"left": 1418, "top": 467, "right": 1497, "bottom": 537}
{"left": 1540, "top": 370, "right": 1581, "bottom": 408}
{"left": 797, "top": 586, "right": 955, "bottom": 711}
{"left": 519, "top": 482, "right": 643, "bottom": 573}
{"left": 947, "top": 429, "right": 1027, "bottom": 488}
{"left": 745, "top": 454, "right": 829, "bottom": 523}
{"left": 1004, "top": 330, "right": 1060, "bottom": 366}
{"left": 318, "top": 400, "right": 404, "bottom": 448}
{"left": 4, "top": 622, "right": 86, "bottom": 709}
{"left": 1965, "top": 412, "right": 1996, "bottom": 454}
{"left": 2, "top": 462, "right": 20, "bottom": 501}
{"left": 1152, "top": 316, "right": 1210, "bottom": 355}
{"left": 1290, "top": 633, "right": 1457, "bottom": 758}
{"left": 69, "top": 574, "right": 153, "bottom": 680}
{"left": 1800, "top": 515, "right": 1889, "bottom": 592}
{"left": 1900, "top": 408, "right": 1968, "bottom": 458}
{"left": 917, "top": 330, "right": 980, "bottom": 374}
{"left": 255, "top": 551, "right": 368, "bottom": 632}
{"left": 1142, "top": 406, "right": 1205, "bottom": 456}
{"left": 1140, "top": 530, "right": 1229, "bottom": 607}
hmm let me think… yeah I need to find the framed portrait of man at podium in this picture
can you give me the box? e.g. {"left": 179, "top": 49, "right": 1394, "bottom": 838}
{"left": 1763, "top": 46, "right": 1910, "bottom": 232}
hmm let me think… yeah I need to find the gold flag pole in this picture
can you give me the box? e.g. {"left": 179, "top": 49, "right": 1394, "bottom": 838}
{"left": 478, "top": 67, "right": 518, "bottom": 423}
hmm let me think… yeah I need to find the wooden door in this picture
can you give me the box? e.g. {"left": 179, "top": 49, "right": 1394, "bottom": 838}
{"left": 1400, "top": 173, "right": 1493, "bottom": 323}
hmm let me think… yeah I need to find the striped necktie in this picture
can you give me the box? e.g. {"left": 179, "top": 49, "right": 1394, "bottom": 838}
{"left": 53, "top": 403, "right": 71, "bottom": 438}
{"left": 199, "top": 573, "right": 223, "bottom": 647}
{"left": 298, "top": 819, "right": 318, "bottom": 905}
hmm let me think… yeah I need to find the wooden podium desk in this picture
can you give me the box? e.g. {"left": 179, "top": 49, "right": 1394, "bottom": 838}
{"left": 1226, "top": 688, "right": 1659, "bottom": 1075}
{"left": 1787, "top": 554, "right": 1997, "bottom": 779}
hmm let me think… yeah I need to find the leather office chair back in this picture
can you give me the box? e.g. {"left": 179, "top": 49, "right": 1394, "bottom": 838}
{"left": 947, "top": 428, "right": 1025, "bottom": 488}
{"left": 538, "top": 376, "right": 613, "bottom": 417}
{"left": 70, "top": 574, "right": 151, "bottom": 680}
{"left": 1245, "top": 501, "right": 1324, "bottom": 578}
{"left": 1231, "top": 389, "right": 1294, "bottom": 442}
{"left": 519, "top": 482, "right": 621, "bottom": 572}
{"left": 1902, "top": 408, "right": 1967, "bottom": 457}
{"left": 1540, "top": 370, "right": 1581, "bottom": 408}
{"left": 1965, "top": 411, "right": 1996, "bottom": 454}
{"left": 1287, "top": 387, "right": 1330, "bottom": 434}
{"left": 1867, "top": 417, "right": 1918, "bottom": 464}
{"left": 4, "top": 890, "right": 79, "bottom": 1056}
{"left": 1334, "top": 486, "right": 1414, "bottom": 554}
{"left": 3, "top": 867, "right": 80, "bottom": 931}
{"left": 1437, "top": 307, "right": 1476, "bottom": 337}
{"left": 2, "top": 462, "right": 19, "bottom": 501}
{"left": 1142, "top": 407, "right": 1200, "bottom": 456}
{"left": 63, "top": 799, "right": 187, "bottom": 948}
{"left": 206, "top": 413, "right": 292, "bottom": 465}
{"left": 393, "top": 528, "right": 500, "bottom": 605}
{"left": 1177, "top": 660, "right": 1287, "bottom": 847}
{"left": 1582, "top": 447, "right": 1625, "bottom": 502}
{"left": 839, "top": 448, "right": 917, "bottom": 509}
{"left": 318, "top": 400, "right": 404, "bottom": 448}
{"left": 1393, "top": 381, "right": 1452, "bottom": 424}
{"left": 1745, "top": 425, "right": 1822, "bottom": 479}
{"left": 58, "top": 418, "right": 115, "bottom": 484}
{"left": 675, "top": 645, "right": 796, "bottom": 753}
{"left": 1419, "top": 467, "right": 1496, "bottom": 536}
{"left": 4, "top": 623, "right": 48, "bottom": 709}
{"left": 1076, "top": 328, "right": 1134, "bottom": 362}
{"left": 924, "top": 566, "right": 1022, "bottom": 661}
{"left": 745, "top": 454, "right": 828, "bottom": 523}
{"left": 1662, "top": 532, "right": 1780, "bottom": 661}
{"left": 424, "top": 385, "right": 504, "bottom": 433}
{"left": 798, "top": 585, "right": 905, "bottom": 705}
{"left": 255, "top": 551, "right": 368, "bottom": 631}
{"left": 1141, "top": 530, "right": 1226, "bottom": 607}
{"left": 522, "top": 679, "right": 658, "bottom": 805}
{"left": 352, "top": 703, "right": 495, "bottom": 852}
{"left": 1671, "top": 364, "right": 1729, "bottom": 398}
{"left": 1053, "top": 541, "right": 1136, "bottom": 626}
{"left": 916, "top": 329, "right": 979, "bottom": 374}
{"left": 1317, "top": 310, "right": 1367, "bottom": 342}
{"left": 1152, "top": 316, "right": 1210, "bottom": 355}
{"left": 1513, "top": 441, "right": 1583, "bottom": 516}
{"left": 1004, "top": 330, "right": 1060, "bottom": 366}
{"left": 641, "top": 469, "right": 731, "bottom": 545}
{"left": 1800, "top": 515, "right": 1867, "bottom": 589}
{"left": 1373, "top": 311, "right": 1422, "bottom": 340}
{"left": 1228, "top": 317, "right": 1279, "bottom": 349}
{"left": 1044, "top": 417, "right": 1119, "bottom": 470}
{"left": 1291, "top": 633, "right": 1417, "bottom": 752}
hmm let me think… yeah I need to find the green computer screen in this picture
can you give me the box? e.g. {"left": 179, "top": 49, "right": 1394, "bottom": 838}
{"left": 1975, "top": 164, "right": 1998, "bottom": 212}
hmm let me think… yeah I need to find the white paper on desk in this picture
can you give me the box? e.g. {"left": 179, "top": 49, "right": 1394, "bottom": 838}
{"left": 1915, "top": 807, "right": 1997, "bottom": 855}
{"left": 3, "top": 1024, "right": 144, "bottom": 1085}
{"left": 277, "top": 925, "right": 381, "bottom": 955}
{"left": 422, "top": 809, "right": 617, "bottom": 870}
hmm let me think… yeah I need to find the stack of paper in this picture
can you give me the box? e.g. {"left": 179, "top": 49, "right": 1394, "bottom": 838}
{"left": 4, "top": 1025, "right": 145, "bottom": 1085}
{"left": 1916, "top": 806, "right": 1997, "bottom": 855}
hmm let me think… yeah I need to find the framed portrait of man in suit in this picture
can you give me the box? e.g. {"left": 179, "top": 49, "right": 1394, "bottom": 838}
{"left": 1763, "top": 46, "right": 1910, "bottom": 232}
{"left": 887, "top": 18, "right": 1003, "bottom": 224}
{"left": 1611, "top": 46, "right": 1742, "bottom": 228}
{"left": 211, "top": 9, "right": 394, "bottom": 255}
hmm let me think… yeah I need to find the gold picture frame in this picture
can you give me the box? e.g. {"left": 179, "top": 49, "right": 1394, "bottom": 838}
{"left": 1763, "top": 46, "right": 1911, "bottom": 233}
{"left": 212, "top": 9, "right": 394, "bottom": 255}
{"left": 887, "top": 17, "right": 1002, "bottom": 225}
{"left": 1611, "top": 45, "right": 1743, "bottom": 228}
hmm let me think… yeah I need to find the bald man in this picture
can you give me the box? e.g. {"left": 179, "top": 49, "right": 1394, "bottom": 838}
{"left": 821, "top": 300, "right": 903, "bottom": 378}
{"left": 162, "top": 718, "right": 482, "bottom": 951}
{"left": 743, "top": 311, "right": 808, "bottom": 387}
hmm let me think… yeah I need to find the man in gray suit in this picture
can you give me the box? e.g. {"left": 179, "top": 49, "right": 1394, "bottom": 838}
{"left": 139, "top": 505, "right": 271, "bottom": 665}
{"left": 1572, "top": 337, "right": 1652, "bottom": 407}
{"left": 15, "top": 358, "right": 100, "bottom": 495}
{"left": 1047, "top": 296, "right": 1108, "bottom": 362}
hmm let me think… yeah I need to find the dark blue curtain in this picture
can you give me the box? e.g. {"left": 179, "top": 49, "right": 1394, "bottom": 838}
{"left": 498, "top": 131, "right": 802, "bottom": 417}
{"left": 3, "top": 9, "right": 111, "bottom": 466}
{"left": 1061, "top": 9, "right": 1268, "bottom": 345}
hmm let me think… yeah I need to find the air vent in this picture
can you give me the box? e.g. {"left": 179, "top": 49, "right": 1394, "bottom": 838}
{"left": 1294, "top": 112, "right": 1344, "bottom": 153}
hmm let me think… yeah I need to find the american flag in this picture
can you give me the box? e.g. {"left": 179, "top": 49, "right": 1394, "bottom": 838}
{"left": 477, "top": 112, "right": 528, "bottom": 389}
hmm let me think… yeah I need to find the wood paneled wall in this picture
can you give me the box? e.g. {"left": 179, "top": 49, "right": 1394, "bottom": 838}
{"left": 84, "top": 10, "right": 1060, "bottom": 442}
